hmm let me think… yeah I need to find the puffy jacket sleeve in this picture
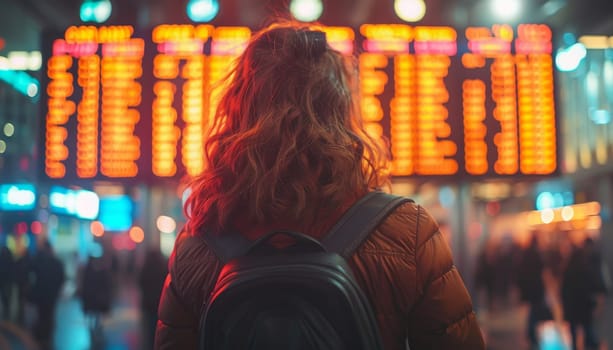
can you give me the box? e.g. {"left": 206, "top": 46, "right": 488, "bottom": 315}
{"left": 154, "top": 231, "right": 222, "bottom": 349}
{"left": 154, "top": 231, "right": 200, "bottom": 349}
{"left": 406, "top": 205, "right": 485, "bottom": 349}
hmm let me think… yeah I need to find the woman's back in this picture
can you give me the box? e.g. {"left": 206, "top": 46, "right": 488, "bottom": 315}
{"left": 155, "top": 198, "right": 484, "bottom": 349}
{"left": 154, "top": 20, "right": 484, "bottom": 349}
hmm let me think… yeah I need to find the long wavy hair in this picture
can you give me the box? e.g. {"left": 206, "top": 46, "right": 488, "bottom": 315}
{"left": 185, "top": 21, "right": 389, "bottom": 234}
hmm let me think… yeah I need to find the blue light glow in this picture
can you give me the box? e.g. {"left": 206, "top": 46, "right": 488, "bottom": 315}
{"left": 0, "top": 184, "right": 36, "bottom": 211}
{"left": 0, "top": 69, "right": 39, "bottom": 98}
{"left": 555, "top": 42, "right": 586, "bottom": 72}
{"left": 590, "top": 109, "right": 611, "bottom": 125}
{"left": 80, "top": 0, "right": 112, "bottom": 23}
{"left": 98, "top": 196, "right": 133, "bottom": 232}
{"left": 49, "top": 186, "right": 100, "bottom": 220}
{"left": 187, "top": 0, "right": 219, "bottom": 22}
{"left": 438, "top": 186, "right": 455, "bottom": 207}
{"left": 536, "top": 191, "right": 555, "bottom": 210}
{"left": 536, "top": 191, "right": 573, "bottom": 210}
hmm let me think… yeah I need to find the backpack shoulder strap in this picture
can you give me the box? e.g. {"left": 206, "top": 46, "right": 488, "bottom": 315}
{"left": 321, "top": 191, "right": 413, "bottom": 259}
{"left": 203, "top": 192, "right": 412, "bottom": 263}
{"left": 201, "top": 229, "right": 253, "bottom": 264}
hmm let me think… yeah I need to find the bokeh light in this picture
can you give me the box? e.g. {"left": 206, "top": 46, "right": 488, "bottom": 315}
{"left": 90, "top": 221, "right": 105, "bottom": 237}
{"left": 129, "top": 226, "right": 145, "bottom": 243}
{"left": 290, "top": 0, "right": 324, "bottom": 22}
{"left": 394, "top": 0, "right": 426, "bottom": 22}
{"left": 80, "top": 0, "right": 112, "bottom": 23}
{"left": 555, "top": 42, "right": 586, "bottom": 72}
{"left": 491, "top": 0, "right": 522, "bottom": 20}
{"left": 561, "top": 206, "right": 574, "bottom": 221}
{"left": 156, "top": 215, "right": 177, "bottom": 234}
{"left": 187, "top": 0, "right": 220, "bottom": 22}
{"left": 540, "top": 208, "right": 555, "bottom": 224}
{"left": 31, "top": 221, "right": 42, "bottom": 235}
{"left": 3, "top": 123, "right": 14, "bottom": 137}
{"left": 27, "top": 83, "right": 38, "bottom": 97}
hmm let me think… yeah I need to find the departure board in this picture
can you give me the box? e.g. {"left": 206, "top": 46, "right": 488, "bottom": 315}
{"left": 41, "top": 23, "right": 558, "bottom": 181}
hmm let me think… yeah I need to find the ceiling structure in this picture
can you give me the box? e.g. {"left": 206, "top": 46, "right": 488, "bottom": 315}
{"left": 0, "top": 0, "right": 611, "bottom": 55}
{"left": 7, "top": 0, "right": 613, "bottom": 32}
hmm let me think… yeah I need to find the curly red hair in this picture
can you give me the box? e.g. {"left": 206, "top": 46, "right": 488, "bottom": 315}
{"left": 184, "top": 21, "right": 389, "bottom": 234}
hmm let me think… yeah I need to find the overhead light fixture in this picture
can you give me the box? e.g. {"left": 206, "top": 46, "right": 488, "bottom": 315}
{"left": 289, "top": 0, "right": 324, "bottom": 22}
{"left": 187, "top": 0, "right": 220, "bottom": 22}
{"left": 394, "top": 0, "right": 426, "bottom": 22}
{"left": 80, "top": 0, "right": 112, "bottom": 23}
{"left": 490, "top": 0, "right": 522, "bottom": 20}
{"left": 555, "top": 42, "right": 586, "bottom": 72}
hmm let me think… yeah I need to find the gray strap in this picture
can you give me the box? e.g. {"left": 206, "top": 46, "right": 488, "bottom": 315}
{"left": 321, "top": 191, "right": 412, "bottom": 258}
{"left": 204, "top": 192, "right": 411, "bottom": 262}
{"left": 202, "top": 229, "right": 253, "bottom": 264}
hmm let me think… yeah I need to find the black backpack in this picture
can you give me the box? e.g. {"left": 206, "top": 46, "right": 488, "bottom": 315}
{"left": 199, "top": 191, "right": 411, "bottom": 350}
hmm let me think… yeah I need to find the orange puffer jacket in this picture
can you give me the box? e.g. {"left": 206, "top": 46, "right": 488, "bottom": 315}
{"left": 155, "top": 200, "right": 485, "bottom": 350}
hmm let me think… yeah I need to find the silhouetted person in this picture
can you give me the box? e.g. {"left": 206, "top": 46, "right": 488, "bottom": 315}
{"left": 138, "top": 248, "right": 168, "bottom": 350}
{"left": 474, "top": 240, "right": 497, "bottom": 311}
{"left": 561, "top": 237, "right": 608, "bottom": 350}
{"left": 494, "top": 236, "right": 517, "bottom": 306}
{"left": 79, "top": 253, "right": 115, "bottom": 347}
{"left": 516, "top": 234, "right": 550, "bottom": 349}
{"left": 0, "top": 246, "right": 15, "bottom": 320}
{"left": 29, "top": 240, "right": 65, "bottom": 349}
{"left": 13, "top": 249, "right": 33, "bottom": 326}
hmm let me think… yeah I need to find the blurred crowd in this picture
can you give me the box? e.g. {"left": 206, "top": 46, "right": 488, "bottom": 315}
{"left": 474, "top": 231, "right": 612, "bottom": 350}
{"left": 0, "top": 239, "right": 168, "bottom": 350}
{"left": 0, "top": 240, "right": 65, "bottom": 349}
{"left": 1, "top": 229, "right": 611, "bottom": 350}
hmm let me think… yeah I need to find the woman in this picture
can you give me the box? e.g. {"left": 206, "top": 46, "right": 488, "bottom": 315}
{"left": 155, "top": 21, "right": 484, "bottom": 350}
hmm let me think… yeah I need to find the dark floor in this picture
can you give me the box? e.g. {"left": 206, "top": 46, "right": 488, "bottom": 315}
{"left": 1, "top": 279, "right": 612, "bottom": 350}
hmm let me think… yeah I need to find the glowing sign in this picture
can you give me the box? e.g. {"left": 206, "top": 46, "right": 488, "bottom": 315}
{"left": 515, "top": 24, "right": 556, "bottom": 174}
{"left": 0, "top": 51, "right": 43, "bottom": 71}
{"left": 462, "top": 26, "right": 518, "bottom": 175}
{"left": 361, "top": 24, "right": 458, "bottom": 175}
{"left": 461, "top": 24, "right": 556, "bottom": 175}
{"left": 99, "top": 37, "right": 143, "bottom": 178}
{"left": 151, "top": 25, "right": 251, "bottom": 177}
{"left": 49, "top": 186, "right": 100, "bottom": 219}
{"left": 46, "top": 54, "right": 73, "bottom": 178}
{"left": 98, "top": 195, "right": 133, "bottom": 231}
{"left": 0, "top": 184, "right": 36, "bottom": 211}
{"left": 45, "top": 25, "right": 143, "bottom": 179}
{"left": 42, "top": 23, "right": 558, "bottom": 181}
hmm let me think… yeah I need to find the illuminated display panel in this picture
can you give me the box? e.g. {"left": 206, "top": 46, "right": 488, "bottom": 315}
{"left": 460, "top": 24, "right": 556, "bottom": 176}
{"left": 100, "top": 37, "right": 143, "bottom": 178}
{"left": 42, "top": 23, "right": 558, "bottom": 181}
{"left": 45, "top": 25, "right": 143, "bottom": 179}
{"left": 515, "top": 25, "right": 556, "bottom": 174}
{"left": 152, "top": 24, "right": 210, "bottom": 177}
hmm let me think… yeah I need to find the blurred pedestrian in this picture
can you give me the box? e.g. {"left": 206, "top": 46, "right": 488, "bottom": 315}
{"left": 138, "top": 248, "right": 167, "bottom": 350}
{"left": 474, "top": 239, "right": 497, "bottom": 312}
{"left": 0, "top": 321, "right": 40, "bottom": 350}
{"left": 516, "top": 234, "right": 552, "bottom": 349}
{"left": 28, "top": 240, "right": 65, "bottom": 350}
{"left": 13, "top": 247, "right": 33, "bottom": 326}
{"left": 0, "top": 246, "right": 14, "bottom": 320}
{"left": 494, "top": 235, "right": 518, "bottom": 306}
{"left": 561, "top": 237, "right": 609, "bottom": 350}
{"left": 79, "top": 252, "right": 115, "bottom": 347}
